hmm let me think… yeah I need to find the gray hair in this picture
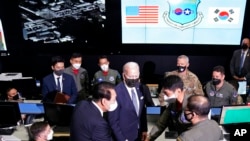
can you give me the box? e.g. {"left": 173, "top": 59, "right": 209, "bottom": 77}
{"left": 177, "top": 55, "right": 189, "bottom": 64}
{"left": 123, "top": 62, "right": 140, "bottom": 73}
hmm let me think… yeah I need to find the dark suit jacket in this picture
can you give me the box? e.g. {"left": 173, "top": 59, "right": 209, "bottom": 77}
{"left": 70, "top": 100, "right": 113, "bottom": 141}
{"left": 108, "top": 82, "right": 148, "bottom": 141}
{"left": 41, "top": 73, "right": 77, "bottom": 104}
{"left": 230, "top": 49, "right": 250, "bottom": 81}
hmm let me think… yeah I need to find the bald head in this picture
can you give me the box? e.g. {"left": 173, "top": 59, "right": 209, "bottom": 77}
{"left": 186, "top": 95, "right": 210, "bottom": 117}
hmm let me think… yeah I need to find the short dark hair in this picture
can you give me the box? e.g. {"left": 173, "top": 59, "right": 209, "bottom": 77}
{"left": 98, "top": 55, "right": 108, "bottom": 61}
{"left": 162, "top": 75, "right": 184, "bottom": 91}
{"left": 92, "top": 81, "right": 115, "bottom": 101}
{"left": 186, "top": 95, "right": 210, "bottom": 117}
{"left": 51, "top": 56, "right": 64, "bottom": 66}
{"left": 212, "top": 65, "right": 225, "bottom": 75}
{"left": 29, "top": 121, "right": 49, "bottom": 140}
{"left": 70, "top": 53, "right": 82, "bottom": 59}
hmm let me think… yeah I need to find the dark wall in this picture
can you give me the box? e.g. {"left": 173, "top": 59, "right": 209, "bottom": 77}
{"left": 0, "top": 0, "right": 249, "bottom": 86}
{"left": 0, "top": 54, "right": 232, "bottom": 85}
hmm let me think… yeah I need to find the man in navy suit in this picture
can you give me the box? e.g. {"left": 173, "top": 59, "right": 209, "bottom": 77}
{"left": 108, "top": 61, "right": 148, "bottom": 141}
{"left": 42, "top": 56, "right": 77, "bottom": 104}
{"left": 70, "top": 81, "right": 117, "bottom": 141}
{"left": 230, "top": 37, "right": 250, "bottom": 84}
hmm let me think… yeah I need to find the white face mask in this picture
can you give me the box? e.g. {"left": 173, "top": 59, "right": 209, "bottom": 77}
{"left": 47, "top": 130, "right": 54, "bottom": 140}
{"left": 108, "top": 101, "right": 118, "bottom": 112}
{"left": 164, "top": 94, "right": 177, "bottom": 100}
{"left": 72, "top": 63, "right": 81, "bottom": 70}
{"left": 100, "top": 64, "right": 109, "bottom": 72}
{"left": 164, "top": 93, "right": 177, "bottom": 106}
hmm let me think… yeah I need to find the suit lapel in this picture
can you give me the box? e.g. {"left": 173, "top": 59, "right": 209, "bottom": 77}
{"left": 50, "top": 74, "right": 57, "bottom": 90}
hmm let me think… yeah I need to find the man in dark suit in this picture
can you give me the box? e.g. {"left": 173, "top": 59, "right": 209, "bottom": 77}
{"left": 70, "top": 81, "right": 117, "bottom": 141}
{"left": 42, "top": 56, "right": 77, "bottom": 104}
{"left": 230, "top": 37, "right": 250, "bottom": 84}
{"left": 108, "top": 61, "right": 148, "bottom": 141}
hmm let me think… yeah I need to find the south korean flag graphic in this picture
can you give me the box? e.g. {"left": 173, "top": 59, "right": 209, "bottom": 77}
{"left": 207, "top": 7, "right": 240, "bottom": 24}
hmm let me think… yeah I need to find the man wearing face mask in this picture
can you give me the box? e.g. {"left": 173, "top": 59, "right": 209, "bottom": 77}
{"left": 230, "top": 37, "right": 250, "bottom": 84}
{"left": 42, "top": 56, "right": 78, "bottom": 104}
{"left": 29, "top": 121, "right": 54, "bottom": 141}
{"left": 108, "top": 61, "right": 148, "bottom": 141}
{"left": 176, "top": 95, "right": 222, "bottom": 141}
{"left": 92, "top": 55, "right": 122, "bottom": 85}
{"left": 70, "top": 81, "right": 117, "bottom": 141}
{"left": 159, "top": 55, "right": 204, "bottom": 113}
{"left": 64, "top": 53, "right": 90, "bottom": 101}
{"left": 204, "top": 65, "right": 237, "bottom": 107}
{"left": 147, "top": 75, "right": 192, "bottom": 141}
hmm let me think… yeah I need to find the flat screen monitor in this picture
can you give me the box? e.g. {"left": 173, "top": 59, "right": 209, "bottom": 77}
{"left": 0, "top": 19, "right": 7, "bottom": 51}
{"left": 146, "top": 106, "right": 161, "bottom": 115}
{"left": 18, "top": 0, "right": 105, "bottom": 45}
{"left": 43, "top": 102, "right": 75, "bottom": 127}
{"left": 210, "top": 107, "right": 222, "bottom": 117}
{"left": 238, "top": 81, "right": 247, "bottom": 95}
{"left": 121, "top": 0, "right": 248, "bottom": 45}
{"left": 12, "top": 78, "right": 38, "bottom": 99}
{"left": 219, "top": 105, "right": 250, "bottom": 125}
{"left": 18, "top": 103, "right": 44, "bottom": 114}
{"left": 0, "top": 102, "right": 21, "bottom": 128}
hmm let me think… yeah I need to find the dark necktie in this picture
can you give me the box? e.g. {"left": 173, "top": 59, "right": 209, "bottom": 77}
{"left": 57, "top": 77, "right": 61, "bottom": 92}
{"left": 239, "top": 52, "right": 245, "bottom": 75}
{"left": 131, "top": 89, "right": 139, "bottom": 116}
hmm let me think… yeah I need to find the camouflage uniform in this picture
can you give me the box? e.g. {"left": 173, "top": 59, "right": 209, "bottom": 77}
{"left": 165, "top": 70, "right": 204, "bottom": 95}
{"left": 92, "top": 68, "right": 122, "bottom": 85}
{"left": 158, "top": 70, "right": 204, "bottom": 106}
{"left": 64, "top": 67, "right": 90, "bottom": 101}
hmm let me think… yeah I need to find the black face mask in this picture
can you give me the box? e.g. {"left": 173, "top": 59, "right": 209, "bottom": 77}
{"left": 177, "top": 66, "right": 186, "bottom": 72}
{"left": 54, "top": 69, "right": 64, "bottom": 76}
{"left": 242, "top": 44, "right": 248, "bottom": 50}
{"left": 124, "top": 78, "right": 139, "bottom": 88}
{"left": 184, "top": 112, "right": 194, "bottom": 122}
{"left": 212, "top": 78, "right": 221, "bottom": 85}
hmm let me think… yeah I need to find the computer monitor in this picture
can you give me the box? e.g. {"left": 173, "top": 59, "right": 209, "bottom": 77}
{"left": 12, "top": 78, "right": 38, "bottom": 99}
{"left": 210, "top": 107, "right": 222, "bottom": 117}
{"left": 0, "top": 102, "right": 21, "bottom": 128}
{"left": 146, "top": 106, "right": 161, "bottom": 115}
{"left": 219, "top": 105, "right": 250, "bottom": 125}
{"left": 43, "top": 102, "right": 75, "bottom": 127}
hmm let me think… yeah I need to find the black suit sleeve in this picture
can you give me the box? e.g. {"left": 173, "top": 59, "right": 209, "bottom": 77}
{"left": 92, "top": 121, "right": 113, "bottom": 141}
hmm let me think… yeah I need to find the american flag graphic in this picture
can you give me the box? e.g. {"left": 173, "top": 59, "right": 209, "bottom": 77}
{"left": 126, "top": 6, "right": 158, "bottom": 24}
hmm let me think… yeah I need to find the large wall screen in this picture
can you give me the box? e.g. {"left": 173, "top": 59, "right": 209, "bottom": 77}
{"left": 122, "top": 0, "right": 247, "bottom": 45}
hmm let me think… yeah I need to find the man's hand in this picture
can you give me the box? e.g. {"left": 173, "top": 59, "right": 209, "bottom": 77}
{"left": 158, "top": 92, "right": 166, "bottom": 106}
{"left": 141, "top": 132, "right": 148, "bottom": 141}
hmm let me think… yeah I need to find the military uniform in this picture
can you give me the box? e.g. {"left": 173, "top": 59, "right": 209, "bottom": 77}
{"left": 177, "top": 119, "right": 222, "bottom": 141}
{"left": 158, "top": 70, "right": 204, "bottom": 106}
{"left": 165, "top": 70, "right": 204, "bottom": 95}
{"left": 64, "top": 67, "right": 89, "bottom": 101}
{"left": 205, "top": 80, "right": 238, "bottom": 107}
{"left": 92, "top": 68, "right": 121, "bottom": 85}
{"left": 149, "top": 94, "right": 192, "bottom": 141}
